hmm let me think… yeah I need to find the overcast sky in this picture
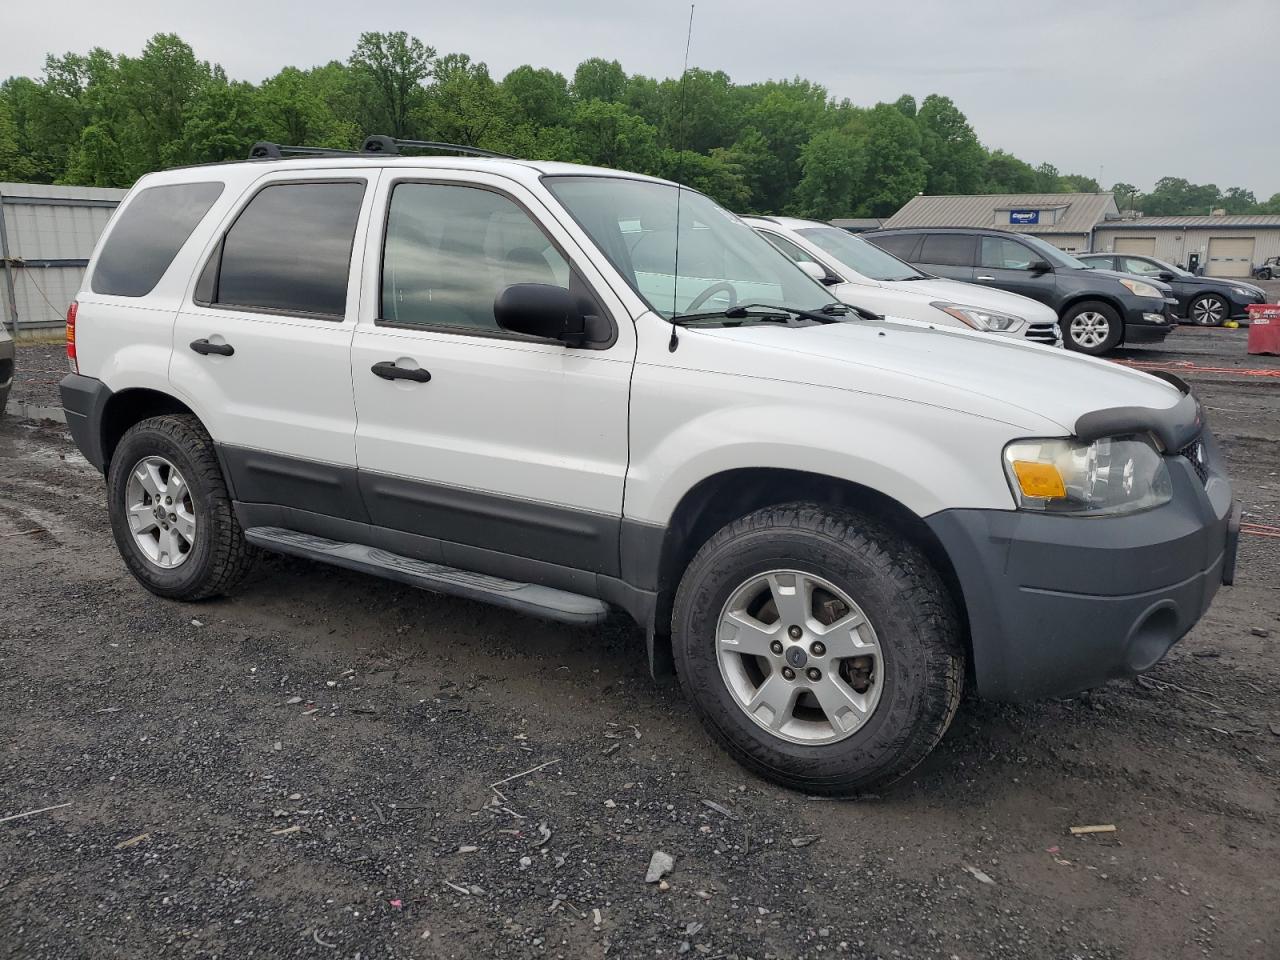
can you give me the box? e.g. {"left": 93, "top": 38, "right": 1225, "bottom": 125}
{"left": 4, "top": 0, "right": 1277, "bottom": 197}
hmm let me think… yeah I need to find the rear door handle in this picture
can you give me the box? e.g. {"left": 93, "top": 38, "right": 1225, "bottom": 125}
{"left": 371, "top": 361, "right": 432, "bottom": 383}
{"left": 975, "top": 275, "right": 995, "bottom": 281}
{"left": 190, "top": 338, "right": 234, "bottom": 356}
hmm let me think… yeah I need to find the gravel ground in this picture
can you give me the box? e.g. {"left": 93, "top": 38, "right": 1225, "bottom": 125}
{"left": 1, "top": 327, "right": 1278, "bottom": 960}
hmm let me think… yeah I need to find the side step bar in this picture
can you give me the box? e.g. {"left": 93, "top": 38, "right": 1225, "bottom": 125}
{"left": 243, "top": 527, "right": 609, "bottom": 626}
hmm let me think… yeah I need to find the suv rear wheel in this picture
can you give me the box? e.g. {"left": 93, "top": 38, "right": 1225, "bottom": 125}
{"left": 672, "top": 503, "right": 964, "bottom": 794}
{"left": 107, "top": 414, "right": 256, "bottom": 600}
{"left": 1061, "top": 300, "right": 1123, "bottom": 355}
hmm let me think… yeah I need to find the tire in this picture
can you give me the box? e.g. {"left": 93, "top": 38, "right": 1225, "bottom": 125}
{"left": 106, "top": 414, "right": 256, "bottom": 600}
{"left": 1188, "top": 293, "right": 1228, "bottom": 327}
{"left": 1061, "top": 301, "right": 1123, "bottom": 355}
{"left": 672, "top": 503, "right": 964, "bottom": 795}
{"left": 1257, "top": 269, "right": 1272, "bottom": 281}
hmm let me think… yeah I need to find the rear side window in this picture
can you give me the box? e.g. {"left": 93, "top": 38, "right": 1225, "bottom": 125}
{"left": 918, "top": 233, "right": 975, "bottom": 267}
{"left": 869, "top": 233, "right": 920, "bottom": 260}
{"left": 91, "top": 182, "right": 224, "bottom": 297}
{"left": 209, "top": 181, "right": 366, "bottom": 318}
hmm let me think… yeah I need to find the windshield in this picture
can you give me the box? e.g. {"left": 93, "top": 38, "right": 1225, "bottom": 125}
{"left": 795, "top": 226, "right": 925, "bottom": 281}
{"left": 1151, "top": 257, "right": 1193, "bottom": 277}
{"left": 1018, "top": 233, "right": 1089, "bottom": 270}
{"left": 544, "top": 176, "right": 831, "bottom": 319}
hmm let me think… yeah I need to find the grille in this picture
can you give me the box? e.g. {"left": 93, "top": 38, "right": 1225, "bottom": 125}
{"left": 1024, "top": 323, "right": 1060, "bottom": 345}
{"left": 1179, "top": 438, "right": 1209, "bottom": 485}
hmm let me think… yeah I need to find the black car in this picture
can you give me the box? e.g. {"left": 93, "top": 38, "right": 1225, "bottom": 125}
{"left": 864, "top": 227, "right": 1179, "bottom": 355}
{"left": 1078, "top": 252, "right": 1268, "bottom": 326}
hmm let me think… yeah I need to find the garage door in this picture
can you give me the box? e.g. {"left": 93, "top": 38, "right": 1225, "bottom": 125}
{"left": 1114, "top": 237, "right": 1157, "bottom": 255}
{"left": 1206, "top": 236, "right": 1255, "bottom": 277}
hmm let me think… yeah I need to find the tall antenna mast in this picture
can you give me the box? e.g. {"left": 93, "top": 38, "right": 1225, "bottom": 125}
{"left": 669, "top": 3, "right": 696, "bottom": 352}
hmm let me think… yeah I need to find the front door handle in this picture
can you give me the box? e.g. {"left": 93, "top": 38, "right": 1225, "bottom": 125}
{"left": 975, "top": 275, "right": 996, "bottom": 281}
{"left": 190, "top": 338, "right": 234, "bottom": 356}
{"left": 371, "top": 361, "right": 432, "bottom": 383}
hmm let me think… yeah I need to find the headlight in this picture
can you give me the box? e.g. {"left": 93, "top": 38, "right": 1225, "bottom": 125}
{"left": 1231, "top": 286, "right": 1255, "bottom": 298}
{"left": 1118, "top": 278, "right": 1164, "bottom": 299}
{"left": 931, "top": 302, "right": 1025, "bottom": 333}
{"left": 1003, "top": 435, "right": 1172, "bottom": 515}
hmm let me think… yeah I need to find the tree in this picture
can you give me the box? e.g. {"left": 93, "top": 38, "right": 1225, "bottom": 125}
{"left": 916, "top": 94, "right": 983, "bottom": 194}
{"left": 657, "top": 69, "right": 740, "bottom": 155}
{"left": 983, "top": 149, "right": 1038, "bottom": 193}
{"left": 348, "top": 31, "right": 434, "bottom": 138}
{"left": 1221, "top": 186, "right": 1257, "bottom": 213}
{"left": 571, "top": 58, "right": 626, "bottom": 103}
{"left": 569, "top": 99, "right": 658, "bottom": 170}
{"left": 502, "top": 65, "right": 571, "bottom": 128}
{"left": 793, "top": 127, "right": 869, "bottom": 217}
{"left": 1141, "top": 177, "right": 1221, "bottom": 216}
{"left": 656, "top": 149, "right": 750, "bottom": 210}
{"left": 418, "top": 53, "right": 510, "bottom": 148}
{"left": 1032, "top": 162, "right": 1061, "bottom": 192}
{"left": 1058, "top": 173, "right": 1101, "bottom": 193}
{"left": 258, "top": 67, "right": 355, "bottom": 147}
{"left": 1111, "top": 181, "right": 1139, "bottom": 210}
{"left": 0, "top": 98, "right": 35, "bottom": 181}
{"left": 856, "top": 104, "right": 927, "bottom": 216}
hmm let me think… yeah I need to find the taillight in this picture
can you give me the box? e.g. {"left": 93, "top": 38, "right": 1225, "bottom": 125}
{"left": 66, "top": 300, "right": 78, "bottom": 373}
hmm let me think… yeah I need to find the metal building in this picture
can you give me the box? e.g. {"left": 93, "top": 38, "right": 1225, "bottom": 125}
{"left": 1091, "top": 215, "right": 1280, "bottom": 278}
{"left": 0, "top": 182, "right": 126, "bottom": 338}
{"left": 881, "top": 193, "right": 1120, "bottom": 253}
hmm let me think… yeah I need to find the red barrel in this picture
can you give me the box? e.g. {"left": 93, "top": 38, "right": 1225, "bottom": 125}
{"left": 1245, "top": 304, "right": 1280, "bottom": 355}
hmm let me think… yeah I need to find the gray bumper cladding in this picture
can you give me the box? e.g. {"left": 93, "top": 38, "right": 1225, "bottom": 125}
{"left": 244, "top": 526, "right": 609, "bottom": 626}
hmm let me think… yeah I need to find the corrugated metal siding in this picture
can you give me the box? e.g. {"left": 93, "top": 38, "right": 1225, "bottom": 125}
{"left": 0, "top": 182, "right": 126, "bottom": 334}
{"left": 1093, "top": 226, "right": 1280, "bottom": 272}
{"left": 884, "top": 192, "right": 1118, "bottom": 236}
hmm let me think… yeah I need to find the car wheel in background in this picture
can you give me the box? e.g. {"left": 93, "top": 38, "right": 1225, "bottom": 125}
{"left": 1189, "top": 294, "right": 1228, "bottom": 327}
{"left": 1257, "top": 268, "right": 1273, "bottom": 280}
{"left": 106, "top": 414, "right": 257, "bottom": 600}
{"left": 672, "top": 502, "right": 965, "bottom": 795}
{"left": 1061, "top": 301, "right": 1123, "bottom": 355}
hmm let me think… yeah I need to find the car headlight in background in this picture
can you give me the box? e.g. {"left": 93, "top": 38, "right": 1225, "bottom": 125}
{"left": 931, "top": 302, "right": 1026, "bottom": 333}
{"left": 1231, "top": 286, "right": 1257, "bottom": 298}
{"left": 1117, "top": 278, "right": 1164, "bottom": 299}
{"left": 1003, "top": 435, "right": 1173, "bottom": 515}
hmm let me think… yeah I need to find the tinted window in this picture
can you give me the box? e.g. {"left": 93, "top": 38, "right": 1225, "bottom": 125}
{"left": 215, "top": 181, "right": 365, "bottom": 317}
{"left": 1080, "top": 255, "right": 1116, "bottom": 270}
{"left": 92, "top": 182, "right": 223, "bottom": 297}
{"left": 1121, "top": 256, "right": 1164, "bottom": 277}
{"left": 382, "top": 183, "right": 570, "bottom": 331}
{"left": 980, "top": 237, "right": 1035, "bottom": 270}
{"left": 869, "top": 233, "right": 920, "bottom": 260}
{"left": 796, "top": 227, "right": 923, "bottom": 281}
{"left": 918, "top": 233, "right": 974, "bottom": 267}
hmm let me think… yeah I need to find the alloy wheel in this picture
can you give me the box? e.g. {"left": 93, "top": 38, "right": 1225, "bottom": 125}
{"left": 125, "top": 455, "right": 196, "bottom": 568}
{"left": 1191, "top": 297, "right": 1225, "bottom": 326}
{"left": 716, "top": 570, "right": 883, "bottom": 745}
{"left": 1068, "top": 311, "right": 1110, "bottom": 349}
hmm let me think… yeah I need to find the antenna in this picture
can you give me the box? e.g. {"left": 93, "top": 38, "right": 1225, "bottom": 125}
{"left": 669, "top": 3, "right": 696, "bottom": 353}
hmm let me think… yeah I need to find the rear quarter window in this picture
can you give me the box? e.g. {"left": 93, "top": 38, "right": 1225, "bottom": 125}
{"left": 868, "top": 233, "right": 920, "bottom": 260}
{"left": 91, "top": 182, "right": 224, "bottom": 297}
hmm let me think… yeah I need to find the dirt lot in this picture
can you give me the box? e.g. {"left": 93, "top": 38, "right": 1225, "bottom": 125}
{"left": 1, "top": 327, "right": 1278, "bottom": 960}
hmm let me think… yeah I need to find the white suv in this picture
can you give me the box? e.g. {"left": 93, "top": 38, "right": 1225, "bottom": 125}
{"left": 746, "top": 216, "right": 1062, "bottom": 345}
{"left": 60, "top": 140, "right": 1238, "bottom": 794}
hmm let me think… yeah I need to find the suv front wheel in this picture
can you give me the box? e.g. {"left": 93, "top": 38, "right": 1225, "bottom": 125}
{"left": 107, "top": 414, "right": 257, "bottom": 600}
{"left": 1061, "top": 300, "right": 1123, "bottom": 355}
{"left": 672, "top": 503, "right": 964, "bottom": 794}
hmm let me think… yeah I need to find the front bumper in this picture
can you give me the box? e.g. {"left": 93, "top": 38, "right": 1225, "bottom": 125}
{"left": 927, "top": 432, "right": 1235, "bottom": 701}
{"left": 1120, "top": 298, "right": 1176, "bottom": 342}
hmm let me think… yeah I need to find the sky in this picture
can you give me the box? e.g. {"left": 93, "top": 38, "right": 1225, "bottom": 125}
{"left": 3, "top": 0, "right": 1277, "bottom": 198}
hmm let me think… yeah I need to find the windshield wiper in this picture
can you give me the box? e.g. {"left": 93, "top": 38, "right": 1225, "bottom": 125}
{"left": 671, "top": 301, "right": 849, "bottom": 327}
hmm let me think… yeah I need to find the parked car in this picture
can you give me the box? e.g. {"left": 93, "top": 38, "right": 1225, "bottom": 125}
{"left": 864, "top": 227, "right": 1179, "bottom": 355}
{"left": 60, "top": 141, "right": 1238, "bottom": 794}
{"left": 745, "top": 216, "right": 1062, "bottom": 346}
{"left": 1253, "top": 256, "right": 1280, "bottom": 281}
{"left": 0, "top": 323, "right": 13, "bottom": 416}
{"left": 1078, "top": 252, "right": 1267, "bottom": 326}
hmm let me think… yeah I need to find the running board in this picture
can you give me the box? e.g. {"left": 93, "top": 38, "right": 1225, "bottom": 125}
{"left": 243, "top": 526, "right": 609, "bottom": 626}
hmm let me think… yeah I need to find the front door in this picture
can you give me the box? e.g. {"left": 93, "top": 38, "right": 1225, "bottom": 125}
{"left": 975, "top": 235, "right": 1058, "bottom": 307}
{"left": 350, "top": 172, "right": 635, "bottom": 577}
{"left": 170, "top": 170, "right": 378, "bottom": 520}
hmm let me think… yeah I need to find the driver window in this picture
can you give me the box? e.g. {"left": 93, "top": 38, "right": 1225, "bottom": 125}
{"left": 381, "top": 182, "right": 569, "bottom": 331}
{"left": 760, "top": 232, "right": 818, "bottom": 265}
{"left": 1121, "top": 257, "right": 1161, "bottom": 276}
{"left": 980, "top": 237, "right": 1034, "bottom": 270}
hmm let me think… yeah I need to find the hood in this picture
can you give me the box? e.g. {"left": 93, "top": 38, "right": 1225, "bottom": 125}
{"left": 1083, "top": 267, "right": 1174, "bottom": 295}
{"left": 697, "top": 317, "right": 1183, "bottom": 435}
{"left": 874, "top": 277, "right": 1059, "bottom": 324}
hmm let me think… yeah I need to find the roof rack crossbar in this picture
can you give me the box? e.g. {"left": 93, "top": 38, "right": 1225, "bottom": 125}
{"left": 248, "top": 142, "right": 361, "bottom": 160}
{"left": 360, "top": 135, "right": 514, "bottom": 159}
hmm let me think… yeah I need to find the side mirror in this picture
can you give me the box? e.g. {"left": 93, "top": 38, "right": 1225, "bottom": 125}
{"left": 797, "top": 260, "right": 840, "bottom": 285}
{"left": 1159, "top": 271, "right": 1175, "bottom": 281}
{"left": 495, "top": 283, "right": 588, "bottom": 345}
{"left": 1029, "top": 260, "right": 1053, "bottom": 274}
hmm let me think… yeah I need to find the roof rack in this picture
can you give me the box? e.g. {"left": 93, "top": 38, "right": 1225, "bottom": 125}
{"left": 248, "top": 142, "right": 360, "bottom": 160}
{"left": 359, "top": 135, "right": 514, "bottom": 159}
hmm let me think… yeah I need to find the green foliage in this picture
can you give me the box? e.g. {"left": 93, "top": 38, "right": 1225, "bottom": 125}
{"left": 1, "top": 31, "right": 1270, "bottom": 220}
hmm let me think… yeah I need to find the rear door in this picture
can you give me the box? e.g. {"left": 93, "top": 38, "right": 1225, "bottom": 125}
{"left": 349, "top": 171, "right": 635, "bottom": 578}
{"left": 171, "top": 170, "right": 377, "bottom": 520}
{"left": 914, "top": 233, "right": 976, "bottom": 281}
{"left": 975, "top": 235, "right": 1059, "bottom": 307}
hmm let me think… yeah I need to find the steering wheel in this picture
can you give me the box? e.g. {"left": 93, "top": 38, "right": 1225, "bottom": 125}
{"left": 684, "top": 281, "right": 739, "bottom": 313}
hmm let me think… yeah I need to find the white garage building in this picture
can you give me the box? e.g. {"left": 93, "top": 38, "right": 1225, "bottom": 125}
{"left": 1091, "top": 215, "right": 1280, "bottom": 278}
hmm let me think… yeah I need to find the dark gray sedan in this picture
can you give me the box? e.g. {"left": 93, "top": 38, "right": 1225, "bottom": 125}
{"left": 1079, "top": 253, "right": 1268, "bottom": 326}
